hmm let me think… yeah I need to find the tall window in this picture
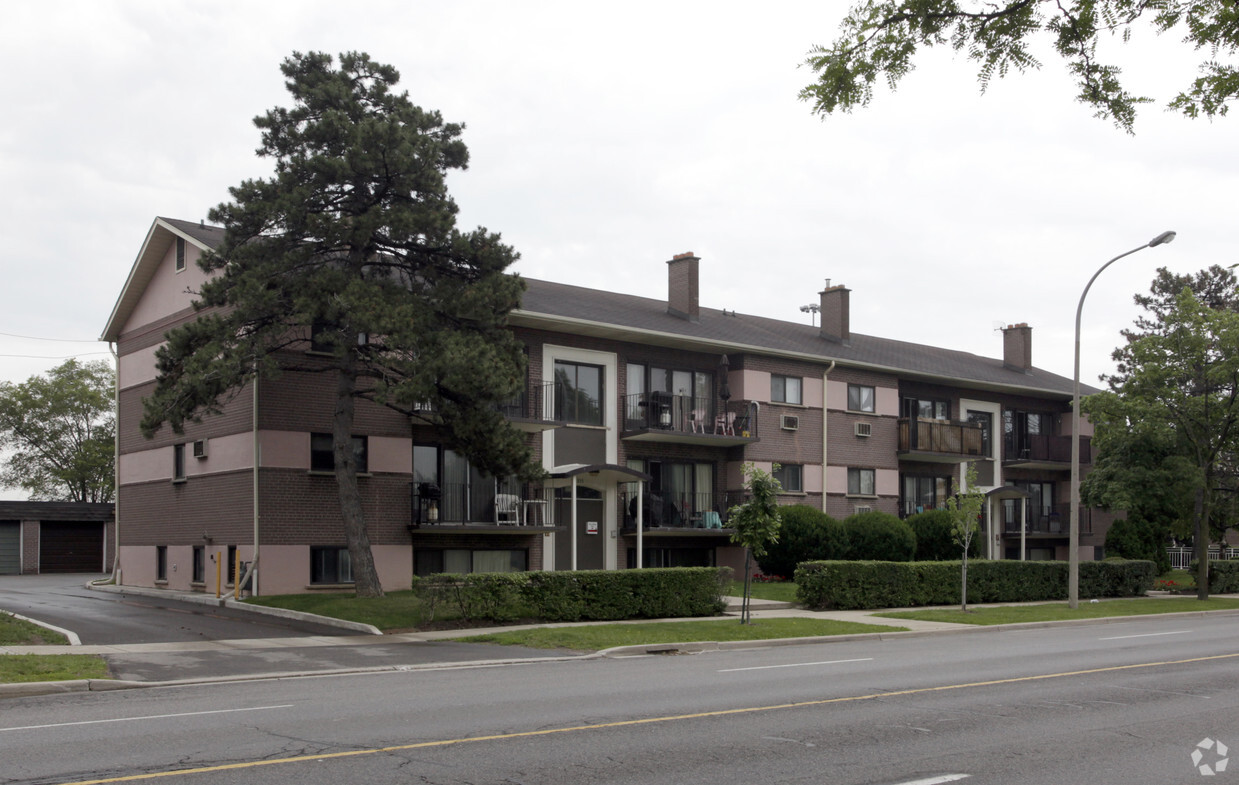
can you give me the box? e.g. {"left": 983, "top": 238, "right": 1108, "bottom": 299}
{"left": 192, "top": 545, "right": 205, "bottom": 583}
{"left": 310, "top": 434, "right": 368, "bottom": 473}
{"left": 155, "top": 546, "right": 167, "bottom": 582}
{"left": 311, "top": 546, "right": 353, "bottom": 584}
{"left": 175, "top": 237, "right": 186, "bottom": 272}
{"left": 848, "top": 384, "right": 875, "bottom": 412}
{"left": 414, "top": 548, "right": 527, "bottom": 577}
{"left": 967, "top": 411, "right": 993, "bottom": 457}
{"left": 554, "top": 360, "right": 603, "bottom": 425}
{"left": 773, "top": 464, "right": 804, "bottom": 493}
{"left": 847, "top": 468, "right": 876, "bottom": 496}
{"left": 771, "top": 375, "right": 802, "bottom": 404}
{"left": 902, "top": 474, "right": 949, "bottom": 515}
{"left": 902, "top": 396, "right": 949, "bottom": 420}
{"left": 172, "top": 443, "right": 186, "bottom": 481}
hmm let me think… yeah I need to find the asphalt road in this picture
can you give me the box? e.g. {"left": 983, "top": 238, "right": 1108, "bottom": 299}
{"left": 4, "top": 611, "right": 1239, "bottom": 784}
{"left": 0, "top": 574, "right": 348, "bottom": 643}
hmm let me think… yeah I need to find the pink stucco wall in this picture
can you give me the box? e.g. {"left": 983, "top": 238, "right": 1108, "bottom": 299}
{"left": 369, "top": 437, "right": 412, "bottom": 474}
{"left": 826, "top": 380, "right": 899, "bottom": 415}
{"left": 118, "top": 344, "right": 161, "bottom": 390}
{"left": 124, "top": 238, "right": 211, "bottom": 332}
{"left": 259, "top": 431, "right": 310, "bottom": 469}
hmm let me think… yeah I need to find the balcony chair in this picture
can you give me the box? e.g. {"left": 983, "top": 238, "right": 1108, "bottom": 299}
{"left": 689, "top": 408, "right": 707, "bottom": 433}
{"left": 495, "top": 493, "right": 521, "bottom": 525}
{"left": 715, "top": 411, "right": 736, "bottom": 436}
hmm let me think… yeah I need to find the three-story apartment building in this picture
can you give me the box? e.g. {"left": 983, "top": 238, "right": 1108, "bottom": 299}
{"left": 102, "top": 218, "right": 1108, "bottom": 595}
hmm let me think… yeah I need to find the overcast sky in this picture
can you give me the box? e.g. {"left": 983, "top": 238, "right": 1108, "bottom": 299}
{"left": 1, "top": 0, "right": 1232, "bottom": 397}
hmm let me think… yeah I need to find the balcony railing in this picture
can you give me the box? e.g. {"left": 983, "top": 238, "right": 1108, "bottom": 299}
{"left": 619, "top": 489, "right": 748, "bottom": 531}
{"left": 622, "top": 393, "right": 757, "bottom": 440}
{"left": 898, "top": 418, "right": 984, "bottom": 456}
{"left": 410, "top": 479, "right": 551, "bottom": 528}
{"left": 413, "top": 381, "right": 558, "bottom": 423}
{"left": 1003, "top": 434, "right": 1091, "bottom": 464}
{"left": 1002, "top": 502, "right": 1092, "bottom": 535}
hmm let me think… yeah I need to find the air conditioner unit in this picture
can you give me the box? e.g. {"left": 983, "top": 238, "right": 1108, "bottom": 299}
{"left": 780, "top": 415, "right": 799, "bottom": 431}
{"left": 854, "top": 422, "right": 872, "bottom": 437}
{"left": 192, "top": 439, "right": 208, "bottom": 459}
{"left": 854, "top": 505, "right": 873, "bottom": 515}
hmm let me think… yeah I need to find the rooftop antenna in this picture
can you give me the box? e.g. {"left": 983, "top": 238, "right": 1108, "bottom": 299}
{"left": 800, "top": 303, "right": 820, "bottom": 326}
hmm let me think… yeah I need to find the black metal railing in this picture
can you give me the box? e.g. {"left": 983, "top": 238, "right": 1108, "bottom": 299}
{"left": 618, "top": 489, "right": 748, "bottom": 531}
{"left": 1003, "top": 434, "right": 1091, "bottom": 464}
{"left": 1002, "top": 502, "right": 1092, "bottom": 535}
{"left": 898, "top": 418, "right": 984, "bottom": 456}
{"left": 410, "top": 478, "right": 546, "bottom": 527}
{"left": 412, "top": 381, "right": 556, "bottom": 422}
{"left": 622, "top": 393, "right": 757, "bottom": 438}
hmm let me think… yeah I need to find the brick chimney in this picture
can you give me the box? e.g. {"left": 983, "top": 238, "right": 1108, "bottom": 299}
{"left": 1002, "top": 323, "right": 1032, "bottom": 373}
{"left": 667, "top": 252, "right": 700, "bottom": 322}
{"left": 819, "top": 283, "right": 850, "bottom": 344}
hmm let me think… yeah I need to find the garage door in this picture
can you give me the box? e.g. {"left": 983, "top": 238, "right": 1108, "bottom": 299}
{"left": 0, "top": 522, "right": 18, "bottom": 575}
{"left": 39, "top": 522, "right": 103, "bottom": 573}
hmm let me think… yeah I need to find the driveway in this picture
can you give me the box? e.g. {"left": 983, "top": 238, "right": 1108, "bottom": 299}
{"left": 0, "top": 573, "right": 349, "bottom": 644}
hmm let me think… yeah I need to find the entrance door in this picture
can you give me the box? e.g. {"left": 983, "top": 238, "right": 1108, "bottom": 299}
{"left": 553, "top": 493, "right": 606, "bottom": 570}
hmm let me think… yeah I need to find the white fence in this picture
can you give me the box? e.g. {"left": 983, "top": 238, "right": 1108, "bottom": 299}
{"left": 1167, "top": 546, "right": 1239, "bottom": 570}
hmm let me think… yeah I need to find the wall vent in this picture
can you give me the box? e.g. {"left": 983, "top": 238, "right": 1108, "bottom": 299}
{"left": 192, "top": 439, "right": 209, "bottom": 459}
{"left": 854, "top": 422, "right": 872, "bottom": 437}
{"left": 780, "top": 414, "right": 800, "bottom": 431}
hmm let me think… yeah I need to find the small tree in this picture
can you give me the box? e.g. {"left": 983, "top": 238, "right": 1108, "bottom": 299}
{"left": 945, "top": 462, "right": 986, "bottom": 611}
{"left": 728, "top": 463, "right": 782, "bottom": 624}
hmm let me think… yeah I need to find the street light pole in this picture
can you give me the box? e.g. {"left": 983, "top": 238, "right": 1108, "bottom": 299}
{"left": 1070, "top": 230, "right": 1176, "bottom": 608}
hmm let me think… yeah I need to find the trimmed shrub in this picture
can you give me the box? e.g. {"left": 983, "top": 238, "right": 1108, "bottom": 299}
{"left": 520, "top": 567, "right": 731, "bottom": 622}
{"left": 1207, "top": 560, "right": 1239, "bottom": 593}
{"left": 757, "top": 505, "right": 846, "bottom": 578}
{"left": 843, "top": 510, "right": 916, "bottom": 562}
{"left": 795, "top": 558, "right": 1155, "bottom": 610}
{"left": 906, "top": 509, "right": 979, "bottom": 561}
{"left": 1105, "top": 516, "right": 1171, "bottom": 574}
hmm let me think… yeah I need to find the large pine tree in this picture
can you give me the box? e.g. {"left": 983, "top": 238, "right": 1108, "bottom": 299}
{"left": 141, "top": 52, "right": 534, "bottom": 597}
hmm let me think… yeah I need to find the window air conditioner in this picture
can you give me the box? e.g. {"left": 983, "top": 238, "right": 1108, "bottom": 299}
{"left": 780, "top": 415, "right": 799, "bottom": 431}
{"left": 854, "top": 422, "right": 872, "bottom": 437}
{"left": 854, "top": 505, "right": 873, "bottom": 515}
{"left": 192, "top": 439, "right": 208, "bottom": 459}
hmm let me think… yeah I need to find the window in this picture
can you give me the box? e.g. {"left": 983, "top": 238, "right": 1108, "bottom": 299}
{"left": 554, "top": 360, "right": 604, "bottom": 425}
{"left": 173, "top": 443, "right": 186, "bottom": 481}
{"left": 155, "top": 546, "right": 167, "bottom": 582}
{"left": 848, "top": 384, "right": 875, "bottom": 412}
{"left": 771, "top": 375, "right": 802, "bottom": 405}
{"left": 847, "top": 468, "right": 876, "bottom": 496}
{"left": 626, "top": 547, "right": 715, "bottom": 568}
{"left": 902, "top": 396, "right": 949, "bottom": 421}
{"left": 310, "top": 434, "right": 368, "bottom": 473}
{"left": 414, "top": 548, "right": 527, "bottom": 576}
{"left": 175, "top": 237, "right": 186, "bottom": 272}
{"left": 311, "top": 546, "right": 353, "bottom": 584}
{"left": 773, "top": 463, "right": 804, "bottom": 493}
{"left": 192, "top": 545, "right": 205, "bottom": 584}
{"left": 629, "top": 460, "right": 715, "bottom": 527}
{"left": 226, "top": 545, "right": 237, "bottom": 586}
{"left": 414, "top": 444, "right": 516, "bottom": 523}
{"left": 902, "top": 474, "right": 950, "bottom": 515}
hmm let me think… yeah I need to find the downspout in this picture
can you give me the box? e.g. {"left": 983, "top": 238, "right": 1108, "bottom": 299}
{"left": 223, "top": 371, "right": 260, "bottom": 601}
{"left": 98, "top": 342, "right": 121, "bottom": 585}
{"left": 821, "top": 362, "right": 835, "bottom": 513}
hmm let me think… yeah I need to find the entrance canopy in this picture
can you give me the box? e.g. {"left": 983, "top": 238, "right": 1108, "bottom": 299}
{"left": 544, "top": 463, "right": 652, "bottom": 491}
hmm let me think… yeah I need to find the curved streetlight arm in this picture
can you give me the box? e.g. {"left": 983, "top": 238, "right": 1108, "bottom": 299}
{"left": 1070, "top": 231, "right": 1175, "bottom": 609}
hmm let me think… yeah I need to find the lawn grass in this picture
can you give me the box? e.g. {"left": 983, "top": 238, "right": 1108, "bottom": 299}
{"left": 0, "top": 612, "right": 69, "bottom": 646}
{"left": 244, "top": 590, "right": 432, "bottom": 630}
{"left": 0, "top": 654, "right": 109, "bottom": 683}
{"left": 450, "top": 617, "right": 902, "bottom": 650}
{"left": 728, "top": 580, "right": 798, "bottom": 603}
{"left": 1155, "top": 569, "right": 1196, "bottom": 591}
{"left": 877, "top": 596, "right": 1239, "bottom": 626}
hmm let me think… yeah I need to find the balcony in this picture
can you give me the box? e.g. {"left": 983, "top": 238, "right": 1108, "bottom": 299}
{"left": 412, "top": 381, "right": 562, "bottom": 433}
{"left": 621, "top": 393, "right": 758, "bottom": 446}
{"left": 1003, "top": 435, "right": 1091, "bottom": 469}
{"left": 897, "top": 419, "right": 985, "bottom": 462}
{"left": 619, "top": 489, "right": 747, "bottom": 534}
{"left": 409, "top": 479, "right": 553, "bottom": 532}
{"left": 1002, "top": 503, "right": 1092, "bottom": 536}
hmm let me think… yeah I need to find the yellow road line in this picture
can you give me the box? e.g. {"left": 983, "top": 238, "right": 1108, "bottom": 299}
{"left": 55, "top": 651, "right": 1239, "bottom": 785}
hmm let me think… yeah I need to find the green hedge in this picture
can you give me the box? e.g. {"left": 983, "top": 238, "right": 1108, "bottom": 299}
{"left": 795, "top": 559, "right": 1156, "bottom": 610}
{"left": 1207, "top": 560, "right": 1239, "bottom": 593}
{"left": 415, "top": 567, "right": 732, "bottom": 623}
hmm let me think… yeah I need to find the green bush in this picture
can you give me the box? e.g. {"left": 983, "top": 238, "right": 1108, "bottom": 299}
{"left": 421, "top": 567, "right": 731, "bottom": 624}
{"left": 1105, "top": 516, "right": 1171, "bottom": 574}
{"left": 843, "top": 510, "right": 916, "bottom": 561}
{"left": 795, "top": 559, "right": 1155, "bottom": 610}
{"left": 757, "top": 505, "right": 846, "bottom": 578}
{"left": 906, "top": 509, "right": 980, "bottom": 561}
{"left": 1207, "top": 560, "right": 1239, "bottom": 593}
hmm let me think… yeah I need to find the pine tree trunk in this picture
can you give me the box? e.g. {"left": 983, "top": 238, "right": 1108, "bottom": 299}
{"left": 333, "top": 362, "right": 383, "bottom": 598}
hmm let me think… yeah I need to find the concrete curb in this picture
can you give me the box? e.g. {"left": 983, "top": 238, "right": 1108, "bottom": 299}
{"left": 86, "top": 581, "right": 382, "bottom": 636}
{"left": 1, "top": 610, "right": 81, "bottom": 646}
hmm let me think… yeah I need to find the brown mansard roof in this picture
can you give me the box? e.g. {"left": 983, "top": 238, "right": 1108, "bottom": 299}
{"left": 105, "top": 218, "right": 1082, "bottom": 398}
